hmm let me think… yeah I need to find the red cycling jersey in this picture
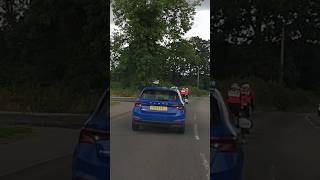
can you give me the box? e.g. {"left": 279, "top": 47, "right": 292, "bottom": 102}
{"left": 226, "top": 90, "right": 241, "bottom": 104}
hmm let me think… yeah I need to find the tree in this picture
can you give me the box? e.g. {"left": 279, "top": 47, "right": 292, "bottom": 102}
{"left": 212, "top": 0, "right": 320, "bottom": 89}
{"left": 111, "top": 0, "right": 202, "bottom": 87}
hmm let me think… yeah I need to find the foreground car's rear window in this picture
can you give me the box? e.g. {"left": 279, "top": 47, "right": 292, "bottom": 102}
{"left": 141, "top": 90, "right": 178, "bottom": 101}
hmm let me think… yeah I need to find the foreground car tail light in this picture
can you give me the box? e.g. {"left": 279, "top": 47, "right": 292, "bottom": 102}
{"left": 210, "top": 137, "right": 237, "bottom": 152}
{"left": 79, "top": 129, "right": 109, "bottom": 144}
{"left": 134, "top": 102, "right": 142, "bottom": 107}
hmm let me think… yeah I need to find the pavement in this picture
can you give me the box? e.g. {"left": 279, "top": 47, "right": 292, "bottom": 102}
{"left": 111, "top": 97, "right": 210, "bottom": 180}
{"left": 243, "top": 111, "right": 320, "bottom": 180}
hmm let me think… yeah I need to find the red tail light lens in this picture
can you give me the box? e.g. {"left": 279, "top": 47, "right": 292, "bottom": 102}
{"left": 172, "top": 104, "right": 184, "bottom": 110}
{"left": 176, "top": 105, "right": 184, "bottom": 110}
{"left": 79, "top": 129, "right": 109, "bottom": 144}
{"left": 134, "top": 102, "right": 142, "bottom": 107}
{"left": 210, "top": 137, "right": 237, "bottom": 152}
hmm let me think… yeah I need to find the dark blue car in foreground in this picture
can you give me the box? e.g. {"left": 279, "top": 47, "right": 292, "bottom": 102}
{"left": 210, "top": 82, "right": 244, "bottom": 180}
{"left": 72, "top": 89, "right": 110, "bottom": 180}
{"left": 132, "top": 86, "right": 186, "bottom": 133}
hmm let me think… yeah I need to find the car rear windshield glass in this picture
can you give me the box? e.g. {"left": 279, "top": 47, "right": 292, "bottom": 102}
{"left": 141, "top": 90, "right": 178, "bottom": 101}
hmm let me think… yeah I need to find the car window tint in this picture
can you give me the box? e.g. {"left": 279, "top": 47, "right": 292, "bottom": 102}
{"left": 103, "top": 95, "right": 109, "bottom": 118}
{"left": 215, "top": 89, "right": 237, "bottom": 135}
{"left": 141, "top": 90, "right": 178, "bottom": 101}
{"left": 210, "top": 93, "right": 220, "bottom": 125}
{"left": 96, "top": 89, "right": 109, "bottom": 119}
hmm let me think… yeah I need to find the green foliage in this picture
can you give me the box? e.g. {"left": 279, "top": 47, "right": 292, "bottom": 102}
{"left": 0, "top": 126, "right": 33, "bottom": 140}
{"left": 110, "top": 87, "right": 140, "bottom": 97}
{"left": 212, "top": 1, "right": 320, "bottom": 90}
{"left": 0, "top": 0, "right": 108, "bottom": 113}
{"left": 0, "top": 85, "right": 101, "bottom": 113}
{"left": 111, "top": 0, "right": 208, "bottom": 88}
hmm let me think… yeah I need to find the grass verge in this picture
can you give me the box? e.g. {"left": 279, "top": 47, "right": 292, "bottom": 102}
{"left": 0, "top": 85, "right": 101, "bottom": 113}
{"left": 111, "top": 101, "right": 120, "bottom": 106}
{"left": 0, "top": 126, "right": 34, "bottom": 141}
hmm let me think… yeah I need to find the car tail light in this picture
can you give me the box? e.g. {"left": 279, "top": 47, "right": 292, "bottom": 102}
{"left": 134, "top": 102, "right": 142, "bottom": 107}
{"left": 79, "top": 129, "right": 109, "bottom": 144}
{"left": 210, "top": 137, "right": 237, "bottom": 152}
{"left": 172, "top": 104, "right": 184, "bottom": 110}
{"left": 176, "top": 105, "right": 184, "bottom": 110}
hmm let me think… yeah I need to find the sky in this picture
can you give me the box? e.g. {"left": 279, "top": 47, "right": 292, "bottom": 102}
{"left": 110, "top": 0, "right": 210, "bottom": 40}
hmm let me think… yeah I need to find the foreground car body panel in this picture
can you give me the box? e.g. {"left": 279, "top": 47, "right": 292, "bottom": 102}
{"left": 132, "top": 87, "right": 186, "bottom": 128}
{"left": 210, "top": 84, "right": 243, "bottom": 180}
{"left": 72, "top": 89, "right": 110, "bottom": 180}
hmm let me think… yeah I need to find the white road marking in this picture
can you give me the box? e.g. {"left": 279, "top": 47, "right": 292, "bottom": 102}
{"left": 200, "top": 153, "right": 210, "bottom": 180}
{"left": 194, "top": 114, "right": 200, "bottom": 140}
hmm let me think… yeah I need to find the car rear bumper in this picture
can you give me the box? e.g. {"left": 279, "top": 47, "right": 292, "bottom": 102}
{"left": 72, "top": 147, "right": 109, "bottom": 180}
{"left": 73, "top": 158, "right": 109, "bottom": 180}
{"left": 133, "top": 117, "right": 185, "bottom": 127}
{"left": 211, "top": 166, "right": 242, "bottom": 180}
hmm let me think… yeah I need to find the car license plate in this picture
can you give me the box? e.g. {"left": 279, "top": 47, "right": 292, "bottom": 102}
{"left": 150, "top": 106, "right": 167, "bottom": 111}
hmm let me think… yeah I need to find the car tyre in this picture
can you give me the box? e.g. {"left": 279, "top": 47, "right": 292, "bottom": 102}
{"left": 132, "top": 122, "right": 139, "bottom": 131}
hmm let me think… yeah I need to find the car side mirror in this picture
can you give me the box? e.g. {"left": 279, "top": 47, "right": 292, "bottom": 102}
{"left": 238, "top": 118, "right": 252, "bottom": 129}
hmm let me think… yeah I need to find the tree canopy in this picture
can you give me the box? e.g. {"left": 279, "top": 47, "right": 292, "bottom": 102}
{"left": 111, "top": 0, "right": 210, "bottom": 88}
{"left": 0, "top": 0, "right": 108, "bottom": 92}
{"left": 212, "top": 0, "right": 320, "bottom": 90}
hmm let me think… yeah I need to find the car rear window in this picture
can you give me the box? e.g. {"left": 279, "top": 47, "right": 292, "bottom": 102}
{"left": 141, "top": 90, "right": 179, "bottom": 101}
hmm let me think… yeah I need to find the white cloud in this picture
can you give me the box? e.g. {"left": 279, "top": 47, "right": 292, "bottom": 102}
{"left": 183, "top": 9, "right": 210, "bottom": 40}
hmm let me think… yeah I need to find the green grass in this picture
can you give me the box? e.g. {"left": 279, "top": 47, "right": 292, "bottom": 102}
{"left": 0, "top": 126, "right": 34, "bottom": 140}
{"left": 0, "top": 85, "right": 101, "bottom": 113}
{"left": 111, "top": 85, "right": 208, "bottom": 97}
{"left": 110, "top": 88, "right": 139, "bottom": 97}
{"left": 111, "top": 101, "right": 120, "bottom": 106}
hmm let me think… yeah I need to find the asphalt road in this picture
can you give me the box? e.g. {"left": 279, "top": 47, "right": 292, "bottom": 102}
{"left": 111, "top": 97, "right": 210, "bottom": 180}
{"left": 243, "top": 111, "right": 320, "bottom": 180}
{"left": 0, "top": 155, "right": 72, "bottom": 180}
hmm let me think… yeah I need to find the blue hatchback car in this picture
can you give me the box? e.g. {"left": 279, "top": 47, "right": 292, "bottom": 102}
{"left": 210, "top": 82, "right": 244, "bottom": 180}
{"left": 72, "top": 89, "right": 110, "bottom": 180}
{"left": 132, "top": 86, "right": 186, "bottom": 133}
